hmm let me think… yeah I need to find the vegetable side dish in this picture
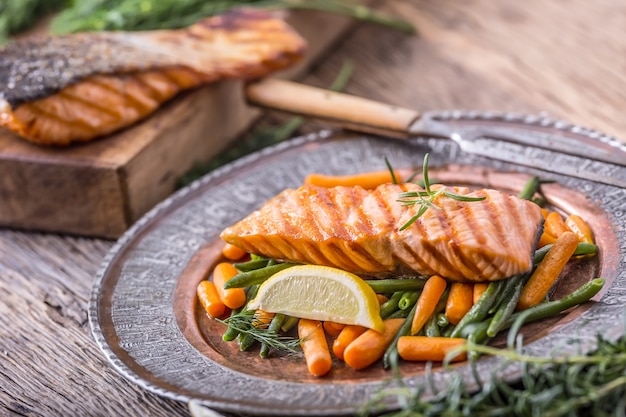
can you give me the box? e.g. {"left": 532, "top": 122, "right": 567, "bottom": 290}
{"left": 196, "top": 156, "right": 602, "bottom": 377}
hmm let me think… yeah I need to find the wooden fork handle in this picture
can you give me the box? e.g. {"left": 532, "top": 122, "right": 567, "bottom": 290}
{"left": 245, "top": 78, "right": 420, "bottom": 138}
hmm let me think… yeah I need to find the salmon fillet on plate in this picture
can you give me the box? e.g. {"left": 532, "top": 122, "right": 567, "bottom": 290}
{"left": 220, "top": 183, "right": 544, "bottom": 282}
{"left": 0, "top": 9, "right": 305, "bottom": 145}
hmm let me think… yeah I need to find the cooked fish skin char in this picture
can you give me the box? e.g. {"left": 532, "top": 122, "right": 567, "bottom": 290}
{"left": 0, "top": 9, "right": 306, "bottom": 145}
{"left": 220, "top": 183, "right": 544, "bottom": 282}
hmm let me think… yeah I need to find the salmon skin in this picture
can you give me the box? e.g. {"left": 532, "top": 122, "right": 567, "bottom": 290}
{"left": 220, "top": 183, "right": 544, "bottom": 282}
{"left": 0, "top": 9, "right": 306, "bottom": 145}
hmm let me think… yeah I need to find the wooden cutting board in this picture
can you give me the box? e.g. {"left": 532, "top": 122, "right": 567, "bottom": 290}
{"left": 0, "top": 10, "right": 356, "bottom": 238}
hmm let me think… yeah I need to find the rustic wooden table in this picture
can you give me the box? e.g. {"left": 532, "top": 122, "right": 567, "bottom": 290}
{"left": 1, "top": 1, "right": 625, "bottom": 416}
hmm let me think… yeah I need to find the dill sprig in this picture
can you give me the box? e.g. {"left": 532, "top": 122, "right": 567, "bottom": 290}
{"left": 396, "top": 153, "right": 487, "bottom": 231}
{"left": 216, "top": 310, "right": 303, "bottom": 354}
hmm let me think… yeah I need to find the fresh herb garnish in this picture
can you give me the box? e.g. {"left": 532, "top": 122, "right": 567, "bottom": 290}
{"left": 49, "top": 0, "right": 415, "bottom": 35}
{"left": 396, "top": 153, "right": 487, "bottom": 231}
{"left": 0, "top": 0, "right": 65, "bottom": 44}
{"left": 217, "top": 310, "right": 303, "bottom": 354}
{"left": 384, "top": 156, "right": 399, "bottom": 184}
{"left": 361, "top": 327, "right": 626, "bottom": 417}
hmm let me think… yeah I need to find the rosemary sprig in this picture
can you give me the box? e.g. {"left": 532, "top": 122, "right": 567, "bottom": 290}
{"left": 0, "top": 0, "right": 65, "bottom": 44}
{"left": 49, "top": 0, "right": 415, "bottom": 34}
{"left": 384, "top": 156, "right": 399, "bottom": 184}
{"left": 362, "top": 329, "right": 626, "bottom": 417}
{"left": 216, "top": 310, "right": 303, "bottom": 354}
{"left": 397, "top": 153, "right": 486, "bottom": 231}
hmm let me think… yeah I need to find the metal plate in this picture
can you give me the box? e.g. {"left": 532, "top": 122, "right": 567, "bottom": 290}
{"left": 89, "top": 112, "right": 626, "bottom": 416}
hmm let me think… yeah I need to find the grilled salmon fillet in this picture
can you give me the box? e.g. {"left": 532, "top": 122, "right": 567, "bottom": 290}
{"left": 220, "top": 183, "right": 544, "bottom": 282}
{"left": 0, "top": 9, "right": 306, "bottom": 145}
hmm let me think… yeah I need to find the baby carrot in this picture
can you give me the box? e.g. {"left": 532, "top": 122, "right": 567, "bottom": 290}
{"left": 544, "top": 211, "right": 567, "bottom": 238}
{"left": 445, "top": 282, "right": 474, "bottom": 325}
{"left": 253, "top": 310, "right": 275, "bottom": 329}
{"left": 565, "top": 214, "right": 594, "bottom": 244}
{"left": 222, "top": 243, "right": 247, "bottom": 261}
{"left": 304, "top": 170, "right": 401, "bottom": 189}
{"left": 376, "top": 294, "right": 390, "bottom": 305}
{"left": 473, "top": 283, "right": 489, "bottom": 304}
{"left": 333, "top": 325, "right": 367, "bottom": 361}
{"left": 212, "top": 262, "right": 246, "bottom": 309}
{"left": 411, "top": 275, "right": 447, "bottom": 335}
{"left": 196, "top": 281, "right": 226, "bottom": 318}
{"left": 397, "top": 336, "right": 467, "bottom": 362}
{"left": 298, "top": 319, "right": 332, "bottom": 377}
{"left": 323, "top": 321, "right": 345, "bottom": 337}
{"left": 517, "top": 231, "right": 579, "bottom": 310}
{"left": 343, "top": 318, "right": 405, "bottom": 370}
{"left": 537, "top": 231, "right": 558, "bottom": 248}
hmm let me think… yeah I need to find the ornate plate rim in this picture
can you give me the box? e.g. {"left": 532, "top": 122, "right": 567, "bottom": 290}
{"left": 89, "top": 111, "right": 626, "bottom": 416}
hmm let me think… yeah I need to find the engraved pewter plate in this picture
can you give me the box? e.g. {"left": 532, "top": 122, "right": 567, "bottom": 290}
{"left": 90, "top": 112, "right": 626, "bottom": 416}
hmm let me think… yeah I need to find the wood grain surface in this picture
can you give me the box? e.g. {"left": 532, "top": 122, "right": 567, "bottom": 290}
{"left": 0, "top": 9, "right": 356, "bottom": 238}
{"left": 1, "top": 1, "right": 625, "bottom": 416}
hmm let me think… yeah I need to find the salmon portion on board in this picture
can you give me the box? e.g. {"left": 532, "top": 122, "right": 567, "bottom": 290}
{"left": 0, "top": 9, "right": 306, "bottom": 145}
{"left": 220, "top": 183, "right": 544, "bottom": 282}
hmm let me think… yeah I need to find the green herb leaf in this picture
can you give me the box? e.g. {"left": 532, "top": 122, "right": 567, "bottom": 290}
{"left": 362, "top": 328, "right": 626, "bottom": 417}
{"left": 217, "top": 310, "right": 303, "bottom": 354}
{"left": 396, "top": 153, "right": 486, "bottom": 230}
{"left": 49, "top": 0, "right": 415, "bottom": 35}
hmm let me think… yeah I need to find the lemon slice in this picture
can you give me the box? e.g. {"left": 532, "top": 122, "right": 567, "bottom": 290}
{"left": 247, "top": 265, "right": 385, "bottom": 333}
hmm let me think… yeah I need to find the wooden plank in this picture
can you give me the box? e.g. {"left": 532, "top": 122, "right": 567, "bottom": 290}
{"left": 2, "top": 2, "right": 626, "bottom": 417}
{"left": 0, "top": 9, "right": 357, "bottom": 238}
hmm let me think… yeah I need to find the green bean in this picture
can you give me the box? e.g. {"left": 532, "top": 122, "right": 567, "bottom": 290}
{"left": 423, "top": 290, "right": 449, "bottom": 337}
{"left": 425, "top": 314, "right": 440, "bottom": 337}
{"left": 532, "top": 197, "right": 547, "bottom": 207}
{"left": 467, "top": 321, "right": 492, "bottom": 359}
{"left": 222, "top": 307, "right": 243, "bottom": 341}
{"left": 260, "top": 313, "right": 286, "bottom": 358}
{"left": 436, "top": 313, "right": 449, "bottom": 328}
{"left": 434, "top": 288, "right": 450, "bottom": 312}
{"left": 366, "top": 278, "right": 426, "bottom": 293}
{"left": 383, "top": 303, "right": 417, "bottom": 369}
{"left": 466, "top": 278, "right": 605, "bottom": 348}
{"left": 487, "top": 274, "right": 528, "bottom": 337}
{"left": 506, "top": 278, "right": 605, "bottom": 347}
{"left": 238, "top": 332, "right": 256, "bottom": 351}
{"left": 280, "top": 316, "right": 299, "bottom": 333}
{"left": 380, "top": 292, "right": 404, "bottom": 319}
{"left": 518, "top": 176, "right": 540, "bottom": 200}
{"left": 224, "top": 263, "right": 297, "bottom": 289}
{"left": 388, "top": 308, "right": 412, "bottom": 319}
{"left": 222, "top": 285, "right": 259, "bottom": 342}
{"left": 233, "top": 258, "right": 269, "bottom": 272}
{"left": 450, "top": 280, "right": 506, "bottom": 338}
{"left": 533, "top": 242, "right": 598, "bottom": 264}
{"left": 398, "top": 291, "right": 420, "bottom": 310}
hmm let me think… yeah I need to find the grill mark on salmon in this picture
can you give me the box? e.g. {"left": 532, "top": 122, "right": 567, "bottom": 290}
{"left": 393, "top": 207, "right": 440, "bottom": 277}
{"left": 490, "top": 193, "right": 515, "bottom": 276}
{"left": 0, "top": 9, "right": 306, "bottom": 145}
{"left": 397, "top": 241, "right": 429, "bottom": 276}
{"left": 58, "top": 91, "right": 121, "bottom": 122}
{"left": 446, "top": 199, "right": 490, "bottom": 278}
{"left": 221, "top": 183, "right": 544, "bottom": 282}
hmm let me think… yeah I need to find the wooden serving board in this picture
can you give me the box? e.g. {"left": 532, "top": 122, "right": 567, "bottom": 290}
{"left": 0, "top": 10, "right": 356, "bottom": 238}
